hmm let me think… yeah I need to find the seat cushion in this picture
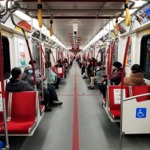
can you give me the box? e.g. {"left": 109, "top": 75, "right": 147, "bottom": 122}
{"left": 0, "top": 121, "right": 35, "bottom": 134}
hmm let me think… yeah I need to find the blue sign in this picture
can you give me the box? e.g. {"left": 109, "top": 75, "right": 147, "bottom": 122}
{"left": 136, "top": 108, "right": 147, "bottom": 118}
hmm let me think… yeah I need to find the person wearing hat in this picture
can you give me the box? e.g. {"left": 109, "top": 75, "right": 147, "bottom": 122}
{"left": 121, "top": 64, "right": 146, "bottom": 86}
{"left": 6, "top": 67, "right": 34, "bottom": 92}
{"left": 22, "top": 65, "right": 63, "bottom": 111}
{"left": 99, "top": 61, "right": 123, "bottom": 99}
{"left": 110, "top": 61, "right": 122, "bottom": 85}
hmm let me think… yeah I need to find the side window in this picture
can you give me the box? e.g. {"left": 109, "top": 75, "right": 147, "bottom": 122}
{"left": 112, "top": 39, "right": 119, "bottom": 64}
{"left": 2, "top": 36, "right": 11, "bottom": 79}
{"left": 32, "top": 40, "right": 40, "bottom": 65}
{"left": 140, "top": 34, "right": 150, "bottom": 80}
{"left": 100, "top": 48, "right": 105, "bottom": 64}
{"left": 45, "top": 48, "right": 51, "bottom": 62}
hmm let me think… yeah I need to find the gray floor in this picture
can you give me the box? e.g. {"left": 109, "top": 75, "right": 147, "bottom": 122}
{"left": 7, "top": 61, "right": 150, "bottom": 150}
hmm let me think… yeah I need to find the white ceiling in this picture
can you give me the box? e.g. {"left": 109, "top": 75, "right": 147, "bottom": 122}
{"left": 17, "top": 0, "right": 149, "bottom": 51}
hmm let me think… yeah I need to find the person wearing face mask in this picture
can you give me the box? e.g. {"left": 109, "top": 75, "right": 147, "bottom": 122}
{"left": 99, "top": 61, "right": 122, "bottom": 99}
{"left": 22, "top": 65, "right": 63, "bottom": 112}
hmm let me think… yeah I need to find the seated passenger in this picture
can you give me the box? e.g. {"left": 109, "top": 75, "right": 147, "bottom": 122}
{"left": 82, "top": 60, "right": 91, "bottom": 79}
{"left": 99, "top": 61, "right": 122, "bottom": 99}
{"left": 6, "top": 67, "right": 34, "bottom": 92}
{"left": 22, "top": 60, "right": 63, "bottom": 110}
{"left": 81, "top": 58, "right": 87, "bottom": 75}
{"left": 86, "top": 59, "right": 95, "bottom": 78}
{"left": 55, "top": 59, "right": 63, "bottom": 67}
{"left": 45, "top": 62, "right": 61, "bottom": 89}
{"left": 29, "top": 59, "right": 62, "bottom": 92}
{"left": 121, "top": 64, "right": 146, "bottom": 86}
{"left": 88, "top": 61, "right": 103, "bottom": 89}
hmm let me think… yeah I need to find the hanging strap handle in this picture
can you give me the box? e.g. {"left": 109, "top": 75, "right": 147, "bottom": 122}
{"left": 125, "top": 0, "right": 131, "bottom": 26}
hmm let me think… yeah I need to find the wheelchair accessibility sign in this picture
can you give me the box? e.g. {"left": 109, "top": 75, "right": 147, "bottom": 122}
{"left": 136, "top": 108, "right": 147, "bottom": 118}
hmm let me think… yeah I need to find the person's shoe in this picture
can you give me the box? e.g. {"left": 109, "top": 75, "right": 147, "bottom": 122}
{"left": 88, "top": 86, "right": 95, "bottom": 90}
{"left": 50, "top": 101, "right": 63, "bottom": 107}
{"left": 45, "top": 104, "right": 52, "bottom": 112}
{"left": 83, "top": 76, "right": 87, "bottom": 79}
{"left": 53, "top": 101, "right": 63, "bottom": 106}
{"left": 55, "top": 85, "right": 59, "bottom": 89}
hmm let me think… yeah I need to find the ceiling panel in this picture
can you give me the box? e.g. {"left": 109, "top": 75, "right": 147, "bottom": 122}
{"left": 17, "top": 0, "right": 134, "bottom": 50}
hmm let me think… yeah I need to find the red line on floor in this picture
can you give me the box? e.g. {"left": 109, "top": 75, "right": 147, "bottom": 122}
{"left": 58, "top": 94, "right": 100, "bottom": 96}
{"left": 72, "top": 64, "right": 79, "bottom": 150}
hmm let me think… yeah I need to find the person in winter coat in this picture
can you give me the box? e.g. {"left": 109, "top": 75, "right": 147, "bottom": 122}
{"left": 99, "top": 61, "right": 123, "bottom": 98}
{"left": 121, "top": 64, "right": 146, "bottom": 86}
{"left": 22, "top": 66, "right": 63, "bottom": 110}
{"left": 6, "top": 67, "right": 34, "bottom": 92}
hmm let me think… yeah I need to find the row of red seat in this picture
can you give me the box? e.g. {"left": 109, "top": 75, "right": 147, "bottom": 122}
{"left": 103, "top": 85, "right": 150, "bottom": 122}
{"left": 0, "top": 91, "right": 45, "bottom": 136}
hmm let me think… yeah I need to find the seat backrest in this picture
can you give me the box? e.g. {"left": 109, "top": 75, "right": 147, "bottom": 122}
{"left": 10, "top": 91, "right": 37, "bottom": 122}
{"left": 108, "top": 86, "right": 130, "bottom": 110}
{"left": 0, "top": 92, "right": 9, "bottom": 123}
{"left": 57, "top": 67, "right": 65, "bottom": 78}
{"left": 131, "top": 86, "right": 150, "bottom": 102}
{"left": 52, "top": 66, "right": 65, "bottom": 78}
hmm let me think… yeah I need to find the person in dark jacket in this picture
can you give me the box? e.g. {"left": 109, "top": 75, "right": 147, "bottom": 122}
{"left": 121, "top": 64, "right": 146, "bottom": 86}
{"left": 6, "top": 67, "right": 34, "bottom": 92}
{"left": 99, "top": 61, "right": 123, "bottom": 99}
{"left": 22, "top": 65, "right": 63, "bottom": 108}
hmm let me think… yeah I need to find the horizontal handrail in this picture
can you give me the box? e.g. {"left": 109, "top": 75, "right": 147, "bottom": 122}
{"left": 123, "top": 93, "right": 150, "bottom": 102}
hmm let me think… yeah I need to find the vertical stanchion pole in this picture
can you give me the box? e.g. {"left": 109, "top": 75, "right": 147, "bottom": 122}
{"left": 0, "top": 20, "right": 9, "bottom": 150}
{"left": 120, "top": 16, "right": 136, "bottom": 150}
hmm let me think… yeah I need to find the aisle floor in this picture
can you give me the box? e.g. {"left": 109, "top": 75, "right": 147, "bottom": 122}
{"left": 8, "top": 61, "right": 150, "bottom": 150}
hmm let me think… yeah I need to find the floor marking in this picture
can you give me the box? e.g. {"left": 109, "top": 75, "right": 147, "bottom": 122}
{"left": 72, "top": 64, "right": 79, "bottom": 150}
{"left": 58, "top": 94, "right": 100, "bottom": 96}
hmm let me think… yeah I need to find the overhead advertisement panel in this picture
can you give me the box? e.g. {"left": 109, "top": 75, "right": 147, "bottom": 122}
{"left": 136, "top": 4, "right": 150, "bottom": 25}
